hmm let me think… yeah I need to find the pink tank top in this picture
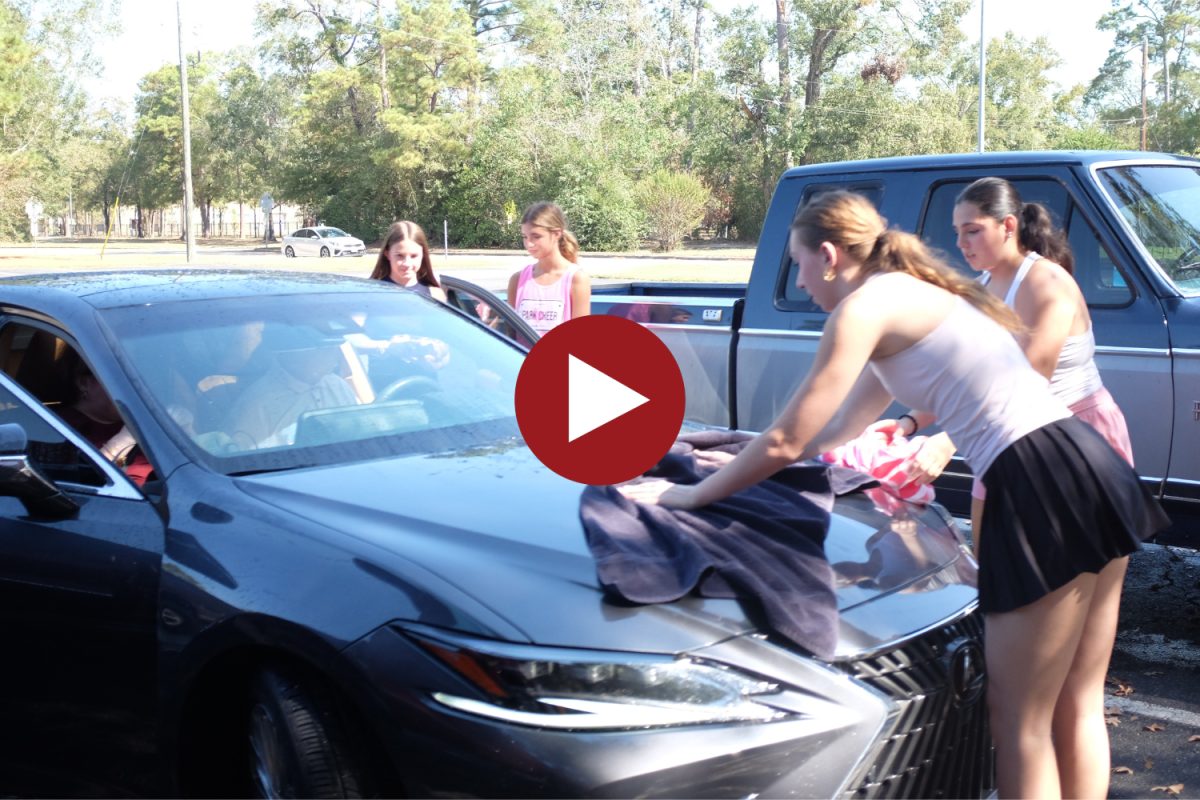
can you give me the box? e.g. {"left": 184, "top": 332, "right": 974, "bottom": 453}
{"left": 514, "top": 263, "right": 577, "bottom": 333}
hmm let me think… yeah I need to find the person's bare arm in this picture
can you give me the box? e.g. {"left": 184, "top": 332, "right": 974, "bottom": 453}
{"left": 1015, "top": 260, "right": 1077, "bottom": 380}
{"left": 570, "top": 270, "right": 591, "bottom": 318}
{"left": 620, "top": 294, "right": 888, "bottom": 508}
{"left": 505, "top": 272, "right": 520, "bottom": 310}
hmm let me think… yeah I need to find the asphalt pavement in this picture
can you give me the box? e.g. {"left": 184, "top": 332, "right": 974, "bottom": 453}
{"left": 1106, "top": 543, "right": 1200, "bottom": 799}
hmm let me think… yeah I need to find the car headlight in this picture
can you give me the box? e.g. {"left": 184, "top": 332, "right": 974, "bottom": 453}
{"left": 412, "top": 631, "right": 792, "bottom": 730}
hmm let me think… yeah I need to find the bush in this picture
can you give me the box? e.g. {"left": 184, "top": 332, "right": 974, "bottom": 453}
{"left": 553, "top": 167, "right": 644, "bottom": 252}
{"left": 635, "top": 170, "right": 710, "bottom": 251}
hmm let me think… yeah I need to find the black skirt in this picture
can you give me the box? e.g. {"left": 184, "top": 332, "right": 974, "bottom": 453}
{"left": 978, "top": 416, "right": 1169, "bottom": 614}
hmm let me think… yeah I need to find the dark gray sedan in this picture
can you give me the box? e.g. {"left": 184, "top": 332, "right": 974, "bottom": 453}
{"left": 0, "top": 270, "right": 990, "bottom": 798}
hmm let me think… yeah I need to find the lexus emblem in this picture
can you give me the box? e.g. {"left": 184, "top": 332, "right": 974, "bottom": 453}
{"left": 944, "top": 637, "right": 986, "bottom": 706}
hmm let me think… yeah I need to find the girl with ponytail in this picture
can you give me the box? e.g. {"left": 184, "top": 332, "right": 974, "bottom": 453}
{"left": 620, "top": 190, "right": 1166, "bottom": 800}
{"left": 506, "top": 202, "right": 591, "bottom": 334}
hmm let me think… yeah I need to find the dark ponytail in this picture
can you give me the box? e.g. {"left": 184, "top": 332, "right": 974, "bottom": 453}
{"left": 1019, "top": 203, "right": 1074, "bottom": 274}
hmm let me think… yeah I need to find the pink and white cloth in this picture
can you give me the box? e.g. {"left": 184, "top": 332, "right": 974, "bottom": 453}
{"left": 819, "top": 421, "right": 936, "bottom": 506}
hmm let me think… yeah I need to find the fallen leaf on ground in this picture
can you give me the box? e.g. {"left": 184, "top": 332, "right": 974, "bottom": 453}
{"left": 1150, "top": 784, "right": 1183, "bottom": 796}
{"left": 1145, "top": 723, "right": 1166, "bottom": 732}
{"left": 1113, "top": 683, "right": 1135, "bottom": 697}
{"left": 1145, "top": 757, "right": 1155, "bottom": 770}
{"left": 1144, "top": 670, "right": 1164, "bottom": 677}
{"left": 1113, "top": 766, "right": 1134, "bottom": 775}
{"left": 1189, "top": 735, "right": 1200, "bottom": 743}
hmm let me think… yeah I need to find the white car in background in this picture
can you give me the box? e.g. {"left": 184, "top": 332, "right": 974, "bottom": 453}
{"left": 281, "top": 226, "right": 366, "bottom": 258}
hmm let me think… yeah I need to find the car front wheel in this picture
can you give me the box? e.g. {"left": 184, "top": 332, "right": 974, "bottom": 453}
{"left": 284, "top": 246, "right": 295, "bottom": 258}
{"left": 320, "top": 247, "right": 330, "bottom": 257}
{"left": 247, "top": 665, "right": 368, "bottom": 799}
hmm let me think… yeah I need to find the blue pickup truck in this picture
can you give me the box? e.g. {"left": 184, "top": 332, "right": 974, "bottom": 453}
{"left": 590, "top": 151, "right": 1200, "bottom": 546}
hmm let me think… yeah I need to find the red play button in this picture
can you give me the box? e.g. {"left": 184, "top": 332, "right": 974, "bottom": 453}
{"left": 515, "top": 315, "right": 685, "bottom": 484}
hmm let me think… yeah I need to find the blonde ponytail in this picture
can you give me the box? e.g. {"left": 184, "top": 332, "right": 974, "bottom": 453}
{"left": 559, "top": 229, "right": 580, "bottom": 263}
{"left": 792, "top": 191, "right": 1022, "bottom": 332}
{"left": 867, "top": 230, "right": 1022, "bottom": 332}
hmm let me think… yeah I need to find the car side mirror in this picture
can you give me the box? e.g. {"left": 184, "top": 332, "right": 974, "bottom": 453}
{"left": 0, "top": 422, "right": 80, "bottom": 519}
{"left": 0, "top": 421, "right": 27, "bottom": 455}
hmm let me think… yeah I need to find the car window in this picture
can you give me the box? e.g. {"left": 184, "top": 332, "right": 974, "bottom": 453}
{"left": 1066, "top": 211, "right": 1133, "bottom": 306}
{"left": 0, "top": 350, "right": 110, "bottom": 488}
{"left": 100, "top": 291, "right": 524, "bottom": 475}
{"left": 779, "top": 184, "right": 883, "bottom": 311}
{"left": 921, "top": 178, "right": 1132, "bottom": 307}
{"left": 1097, "top": 163, "right": 1200, "bottom": 296}
{"left": 319, "top": 228, "right": 349, "bottom": 238}
{"left": 444, "top": 284, "right": 536, "bottom": 349}
{"left": 0, "top": 323, "right": 153, "bottom": 487}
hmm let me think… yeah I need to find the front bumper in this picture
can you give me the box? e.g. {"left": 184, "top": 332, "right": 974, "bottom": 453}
{"left": 342, "top": 611, "right": 994, "bottom": 798}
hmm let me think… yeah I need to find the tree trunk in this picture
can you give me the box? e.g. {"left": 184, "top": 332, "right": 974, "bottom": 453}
{"left": 377, "top": 0, "right": 390, "bottom": 110}
{"left": 775, "top": 0, "right": 792, "bottom": 165}
{"left": 805, "top": 28, "right": 836, "bottom": 108}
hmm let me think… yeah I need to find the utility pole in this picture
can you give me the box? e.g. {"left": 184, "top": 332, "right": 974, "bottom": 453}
{"left": 177, "top": 0, "right": 195, "bottom": 262}
{"left": 977, "top": 0, "right": 986, "bottom": 153}
{"left": 1141, "top": 36, "right": 1149, "bottom": 151}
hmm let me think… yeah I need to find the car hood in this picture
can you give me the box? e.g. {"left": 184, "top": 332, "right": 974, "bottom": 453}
{"left": 236, "top": 443, "right": 977, "bottom": 660}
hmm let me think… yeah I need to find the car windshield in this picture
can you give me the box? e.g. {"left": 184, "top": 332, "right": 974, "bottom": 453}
{"left": 318, "top": 228, "right": 349, "bottom": 238}
{"left": 1097, "top": 164, "right": 1200, "bottom": 296}
{"left": 98, "top": 291, "right": 522, "bottom": 475}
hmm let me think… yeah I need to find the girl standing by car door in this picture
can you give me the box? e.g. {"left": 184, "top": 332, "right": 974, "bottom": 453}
{"left": 506, "top": 202, "right": 591, "bottom": 334}
{"left": 370, "top": 220, "right": 448, "bottom": 303}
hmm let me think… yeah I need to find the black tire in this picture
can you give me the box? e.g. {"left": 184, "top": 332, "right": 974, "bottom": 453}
{"left": 319, "top": 247, "right": 330, "bottom": 257}
{"left": 247, "top": 666, "right": 368, "bottom": 799}
{"left": 284, "top": 246, "right": 295, "bottom": 258}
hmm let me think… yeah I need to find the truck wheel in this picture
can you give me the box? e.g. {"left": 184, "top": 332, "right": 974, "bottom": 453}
{"left": 284, "top": 246, "right": 295, "bottom": 258}
{"left": 320, "top": 247, "right": 330, "bottom": 257}
{"left": 247, "top": 665, "right": 368, "bottom": 799}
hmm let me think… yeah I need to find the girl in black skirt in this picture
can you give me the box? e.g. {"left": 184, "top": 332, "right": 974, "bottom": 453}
{"left": 619, "top": 191, "right": 1167, "bottom": 799}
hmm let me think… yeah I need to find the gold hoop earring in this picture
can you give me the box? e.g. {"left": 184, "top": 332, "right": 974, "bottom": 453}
{"left": 823, "top": 269, "right": 836, "bottom": 282}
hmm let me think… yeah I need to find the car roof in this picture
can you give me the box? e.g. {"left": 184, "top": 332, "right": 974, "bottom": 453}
{"left": 0, "top": 269, "right": 385, "bottom": 311}
{"left": 779, "top": 149, "right": 1200, "bottom": 179}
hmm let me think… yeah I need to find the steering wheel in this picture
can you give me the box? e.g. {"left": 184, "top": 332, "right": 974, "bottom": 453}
{"left": 378, "top": 375, "right": 440, "bottom": 402}
{"left": 1175, "top": 242, "right": 1200, "bottom": 272}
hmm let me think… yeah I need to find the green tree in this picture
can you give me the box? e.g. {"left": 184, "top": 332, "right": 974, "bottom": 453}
{"left": 635, "top": 169, "right": 710, "bottom": 250}
{"left": 0, "top": 0, "right": 115, "bottom": 238}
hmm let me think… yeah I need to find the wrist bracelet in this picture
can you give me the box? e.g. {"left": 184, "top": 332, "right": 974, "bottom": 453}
{"left": 898, "top": 413, "right": 918, "bottom": 435}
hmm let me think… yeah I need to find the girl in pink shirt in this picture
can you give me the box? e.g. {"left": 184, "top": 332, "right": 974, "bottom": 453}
{"left": 506, "top": 202, "right": 591, "bottom": 334}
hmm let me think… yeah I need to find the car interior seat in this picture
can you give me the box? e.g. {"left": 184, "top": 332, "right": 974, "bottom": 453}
{"left": 2, "top": 326, "right": 73, "bottom": 407}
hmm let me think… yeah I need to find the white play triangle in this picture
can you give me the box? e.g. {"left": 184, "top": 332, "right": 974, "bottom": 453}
{"left": 567, "top": 354, "right": 650, "bottom": 442}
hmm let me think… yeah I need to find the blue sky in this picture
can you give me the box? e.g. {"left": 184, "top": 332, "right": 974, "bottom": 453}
{"left": 89, "top": 0, "right": 1116, "bottom": 112}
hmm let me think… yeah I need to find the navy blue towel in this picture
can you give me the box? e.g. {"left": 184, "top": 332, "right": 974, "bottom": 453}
{"left": 580, "top": 432, "right": 863, "bottom": 659}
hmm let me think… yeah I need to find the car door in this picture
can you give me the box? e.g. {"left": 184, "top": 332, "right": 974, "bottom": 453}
{"left": 441, "top": 275, "right": 538, "bottom": 349}
{"left": 0, "top": 370, "right": 165, "bottom": 795}
{"left": 300, "top": 228, "right": 319, "bottom": 256}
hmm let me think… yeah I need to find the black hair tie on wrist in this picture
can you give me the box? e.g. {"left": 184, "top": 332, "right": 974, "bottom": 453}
{"left": 899, "top": 413, "right": 918, "bottom": 436}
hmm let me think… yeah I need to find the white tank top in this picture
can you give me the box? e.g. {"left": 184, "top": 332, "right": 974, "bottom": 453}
{"left": 870, "top": 298, "right": 1070, "bottom": 476}
{"left": 514, "top": 263, "right": 577, "bottom": 333}
{"left": 989, "top": 251, "right": 1104, "bottom": 406}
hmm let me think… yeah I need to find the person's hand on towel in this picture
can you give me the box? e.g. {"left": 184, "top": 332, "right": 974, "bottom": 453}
{"left": 907, "top": 430, "right": 955, "bottom": 485}
{"left": 869, "top": 419, "right": 955, "bottom": 485}
{"left": 617, "top": 478, "right": 701, "bottom": 509}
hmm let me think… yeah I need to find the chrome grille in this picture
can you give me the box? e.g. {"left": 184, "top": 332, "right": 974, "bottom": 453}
{"left": 839, "top": 611, "right": 995, "bottom": 799}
